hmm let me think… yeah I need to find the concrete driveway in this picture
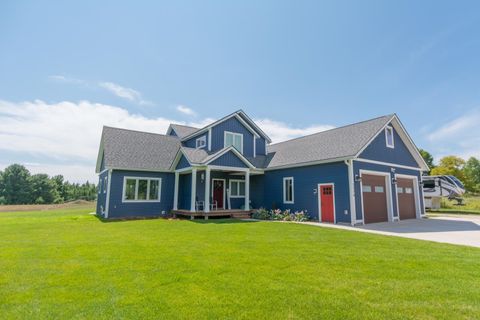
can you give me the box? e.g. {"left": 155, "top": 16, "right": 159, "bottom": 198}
{"left": 304, "top": 215, "right": 480, "bottom": 248}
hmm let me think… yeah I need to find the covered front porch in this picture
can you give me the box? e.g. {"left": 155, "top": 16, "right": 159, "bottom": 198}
{"left": 173, "top": 165, "right": 259, "bottom": 219}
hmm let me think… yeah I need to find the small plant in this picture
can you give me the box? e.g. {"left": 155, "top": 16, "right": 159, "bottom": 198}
{"left": 252, "top": 208, "right": 309, "bottom": 222}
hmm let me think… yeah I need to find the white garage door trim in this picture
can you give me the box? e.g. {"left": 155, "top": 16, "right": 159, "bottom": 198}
{"left": 359, "top": 169, "right": 395, "bottom": 224}
{"left": 395, "top": 173, "right": 421, "bottom": 220}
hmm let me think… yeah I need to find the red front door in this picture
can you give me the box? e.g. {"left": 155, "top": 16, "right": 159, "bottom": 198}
{"left": 320, "top": 184, "right": 334, "bottom": 223}
{"left": 213, "top": 180, "right": 224, "bottom": 209}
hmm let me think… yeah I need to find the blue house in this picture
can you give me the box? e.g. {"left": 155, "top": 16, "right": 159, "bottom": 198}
{"left": 95, "top": 110, "right": 429, "bottom": 224}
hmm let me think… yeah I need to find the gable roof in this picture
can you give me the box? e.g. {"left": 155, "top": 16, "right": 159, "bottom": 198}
{"left": 180, "top": 110, "right": 272, "bottom": 143}
{"left": 171, "top": 146, "right": 256, "bottom": 169}
{"left": 264, "top": 115, "right": 395, "bottom": 169}
{"left": 96, "top": 126, "right": 180, "bottom": 173}
{"left": 166, "top": 124, "right": 199, "bottom": 138}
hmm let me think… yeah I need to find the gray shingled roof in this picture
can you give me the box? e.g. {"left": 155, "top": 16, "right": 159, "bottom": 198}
{"left": 180, "top": 147, "right": 209, "bottom": 164}
{"left": 101, "top": 127, "right": 181, "bottom": 171}
{"left": 169, "top": 124, "right": 199, "bottom": 138}
{"left": 264, "top": 115, "right": 394, "bottom": 169}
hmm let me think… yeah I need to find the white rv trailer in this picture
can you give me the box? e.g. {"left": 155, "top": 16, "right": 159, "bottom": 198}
{"left": 422, "top": 175, "right": 466, "bottom": 209}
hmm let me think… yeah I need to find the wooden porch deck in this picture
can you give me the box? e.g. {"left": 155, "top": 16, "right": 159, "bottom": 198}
{"left": 172, "top": 209, "right": 252, "bottom": 220}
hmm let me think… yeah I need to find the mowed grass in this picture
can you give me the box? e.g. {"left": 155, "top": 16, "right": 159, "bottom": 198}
{"left": 429, "top": 196, "right": 480, "bottom": 215}
{"left": 1, "top": 207, "right": 479, "bottom": 319}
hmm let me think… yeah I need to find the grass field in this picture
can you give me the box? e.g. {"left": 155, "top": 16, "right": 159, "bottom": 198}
{"left": 1, "top": 206, "right": 479, "bottom": 319}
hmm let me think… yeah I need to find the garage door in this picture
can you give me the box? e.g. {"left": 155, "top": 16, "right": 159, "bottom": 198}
{"left": 397, "top": 178, "right": 416, "bottom": 220}
{"left": 362, "top": 174, "right": 388, "bottom": 223}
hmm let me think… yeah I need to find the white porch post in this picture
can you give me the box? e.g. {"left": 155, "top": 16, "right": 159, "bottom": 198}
{"left": 173, "top": 171, "right": 179, "bottom": 210}
{"left": 190, "top": 168, "right": 197, "bottom": 212}
{"left": 204, "top": 167, "right": 210, "bottom": 213}
{"left": 245, "top": 170, "right": 250, "bottom": 210}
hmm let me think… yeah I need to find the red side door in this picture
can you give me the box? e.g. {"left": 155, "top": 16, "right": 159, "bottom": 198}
{"left": 320, "top": 184, "right": 334, "bottom": 223}
{"left": 213, "top": 180, "right": 224, "bottom": 209}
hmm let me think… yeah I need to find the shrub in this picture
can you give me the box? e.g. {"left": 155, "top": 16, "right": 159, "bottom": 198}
{"left": 252, "top": 208, "right": 271, "bottom": 220}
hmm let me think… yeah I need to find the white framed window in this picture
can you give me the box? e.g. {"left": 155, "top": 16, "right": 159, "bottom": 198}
{"left": 98, "top": 179, "right": 102, "bottom": 194}
{"left": 103, "top": 176, "right": 107, "bottom": 193}
{"left": 122, "top": 177, "right": 161, "bottom": 202}
{"left": 224, "top": 131, "right": 243, "bottom": 154}
{"left": 229, "top": 179, "right": 245, "bottom": 197}
{"left": 196, "top": 136, "right": 207, "bottom": 149}
{"left": 385, "top": 126, "right": 394, "bottom": 148}
{"left": 283, "top": 177, "right": 294, "bottom": 204}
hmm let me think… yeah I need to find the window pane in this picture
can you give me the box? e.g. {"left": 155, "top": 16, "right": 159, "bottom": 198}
{"left": 149, "top": 180, "right": 159, "bottom": 200}
{"left": 386, "top": 128, "right": 394, "bottom": 146}
{"left": 405, "top": 187, "right": 413, "bottom": 194}
{"left": 125, "top": 179, "right": 136, "bottom": 200}
{"left": 397, "top": 187, "right": 403, "bottom": 193}
{"left": 138, "top": 179, "right": 148, "bottom": 200}
{"left": 363, "top": 185, "right": 372, "bottom": 192}
{"left": 225, "top": 133, "right": 233, "bottom": 147}
{"left": 231, "top": 181, "right": 238, "bottom": 196}
{"left": 374, "top": 186, "right": 384, "bottom": 193}
{"left": 234, "top": 135, "right": 242, "bottom": 151}
{"left": 239, "top": 181, "right": 245, "bottom": 196}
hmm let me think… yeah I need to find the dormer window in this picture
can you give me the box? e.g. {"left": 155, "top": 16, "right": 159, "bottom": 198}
{"left": 385, "top": 126, "right": 394, "bottom": 148}
{"left": 196, "top": 136, "right": 206, "bottom": 149}
{"left": 224, "top": 131, "right": 243, "bottom": 154}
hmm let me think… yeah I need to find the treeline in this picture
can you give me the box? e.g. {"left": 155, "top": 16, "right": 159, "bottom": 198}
{"left": 420, "top": 150, "right": 480, "bottom": 193}
{"left": 0, "top": 164, "right": 97, "bottom": 205}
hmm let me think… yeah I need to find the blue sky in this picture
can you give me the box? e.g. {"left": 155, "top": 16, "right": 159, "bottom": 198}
{"left": 1, "top": 1, "right": 479, "bottom": 182}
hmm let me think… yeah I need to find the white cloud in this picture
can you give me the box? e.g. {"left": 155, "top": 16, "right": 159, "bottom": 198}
{"left": 424, "top": 109, "right": 480, "bottom": 161}
{"left": 98, "top": 81, "right": 152, "bottom": 106}
{"left": 254, "top": 118, "right": 334, "bottom": 143}
{"left": 176, "top": 105, "right": 196, "bottom": 116}
{"left": 0, "top": 100, "right": 183, "bottom": 182}
{"left": 49, "top": 75, "right": 86, "bottom": 85}
{"left": 0, "top": 99, "right": 334, "bottom": 182}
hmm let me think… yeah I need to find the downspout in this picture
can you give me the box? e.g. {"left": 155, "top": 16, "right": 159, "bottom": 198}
{"left": 105, "top": 169, "right": 112, "bottom": 219}
{"left": 345, "top": 159, "right": 356, "bottom": 226}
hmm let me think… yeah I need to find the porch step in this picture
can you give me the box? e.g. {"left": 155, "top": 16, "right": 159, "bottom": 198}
{"left": 231, "top": 212, "right": 252, "bottom": 219}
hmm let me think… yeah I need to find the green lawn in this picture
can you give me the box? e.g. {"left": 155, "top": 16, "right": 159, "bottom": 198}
{"left": 1, "top": 207, "right": 479, "bottom": 319}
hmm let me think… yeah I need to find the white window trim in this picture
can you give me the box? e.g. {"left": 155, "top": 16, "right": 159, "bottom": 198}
{"left": 122, "top": 176, "right": 162, "bottom": 203}
{"left": 196, "top": 136, "right": 207, "bottom": 149}
{"left": 103, "top": 176, "right": 107, "bottom": 193}
{"left": 283, "top": 177, "right": 294, "bottom": 204}
{"left": 385, "top": 126, "right": 394, "bottom": 149}
{"left": 224, "top": 131, "right": 243, "bottom": 154}
{"left": 229, "top": 179, "right": 246, "bottom": 198}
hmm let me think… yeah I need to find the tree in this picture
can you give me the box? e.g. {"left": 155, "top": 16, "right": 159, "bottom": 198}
{"left": 463, "top": 157, "right": 480, "bottom": 193}
{"left": 51, "top": 175, "right": 66, "bottom": 202}
{"left": 430, "top": 156, "right": 465, "bottom": 181}
{"left": 2, "top": 164, "right": 32, "bottom": 204}
{"left": 0, "top": 170, "right": 5, "bottom": 205}
{"left": 30, "top": 174, "right": 61, "bottom": 204}
{"left": 419, "top": 149, "right": 435, "bottom": 174}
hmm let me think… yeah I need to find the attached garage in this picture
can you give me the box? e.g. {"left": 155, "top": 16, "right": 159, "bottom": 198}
{"left": 397, "top": 177, "right": 417, "bottom": 220}
{"left": 361, "top": 173, "right": 390, "bottom": 223}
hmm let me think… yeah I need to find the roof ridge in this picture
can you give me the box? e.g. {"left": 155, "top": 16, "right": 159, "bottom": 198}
{"left": 103, "top": 125, "right": 179, "bottom": 139}
{"left": 170, "top": 123, "right": 199, "bottom": 129}
{"left": 269, "top": 114, "right": 394, "bottom": 147}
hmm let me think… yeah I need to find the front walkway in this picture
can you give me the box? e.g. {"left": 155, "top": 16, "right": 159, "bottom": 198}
{"left": 301, "top": 215, "right": 480, "bottom": 248}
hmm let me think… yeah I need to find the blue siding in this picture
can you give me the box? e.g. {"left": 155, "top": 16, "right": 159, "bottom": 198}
{"left": 184, "top": 133, "right": 208, "bottom": 149}
{"left": 211, "top": 117, "right": 255, "bottom": 157}
{"left": 352, "top": 160, "right": 424, "bottom": 222}
{"left": 360, "top": 124, "right": 419, "bottom": 168}
{"left": 255, "top": 137, "right": 266, "bottom": 156}
{"left": 96, "top": 170, "right": 108, "bottom": 215}
{"left": 169, "top": 130, "right": 178, "bottom": 137}
{"left": 178, "top": 173, "right": 191, "bottom": 210}
{"left": 261, "top": 162, "right": 351, "bottom": 222}
{"left": 210, "top": 150, "right": 248, "bottom": 168}
{"left": 107, "top": 170, "right": 175, "bottom": 218}
{"left": 176, "top": 155, "right": 191, "bottom": 170}
{"left": 250, "top": 175, "right": 264, "bottom": 209}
